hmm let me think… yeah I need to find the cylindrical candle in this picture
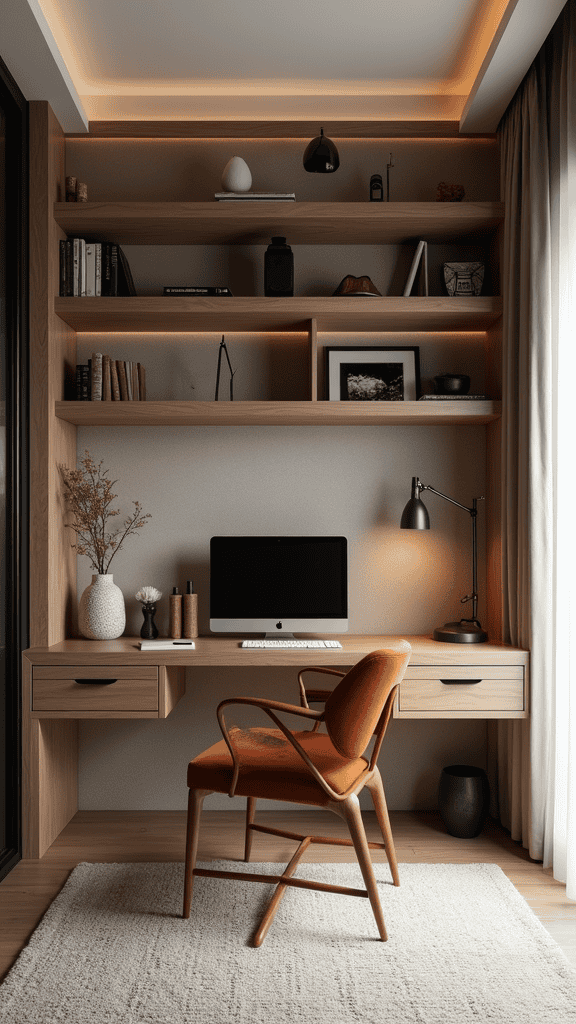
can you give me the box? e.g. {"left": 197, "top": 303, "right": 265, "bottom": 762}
{"left": 183, "top": 580, "right": 198, "bottom": 638}
{"left": 169, "top": 587, "right": 182, "bottom": 638}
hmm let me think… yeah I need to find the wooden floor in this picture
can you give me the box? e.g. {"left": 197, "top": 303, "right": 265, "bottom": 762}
{"left": 1, "top": 809, "right": 575, "bottom": 979}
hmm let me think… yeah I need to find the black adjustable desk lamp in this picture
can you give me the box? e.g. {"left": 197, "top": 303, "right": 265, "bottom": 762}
{"left": 400, "top": 476, "right": 488, "bottom": 644}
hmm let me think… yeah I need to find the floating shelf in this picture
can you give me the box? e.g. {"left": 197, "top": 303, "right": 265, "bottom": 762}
{"left": 54, "top": 295, "right": 503, "bottom": 333}
{"left": 54, "top": 201, "right": 504, "bottom": 246}
{"left": 55, "top": 400, "right": 502, "bottom": 427}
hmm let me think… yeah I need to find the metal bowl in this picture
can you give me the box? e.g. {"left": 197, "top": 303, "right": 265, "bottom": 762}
{"left": 433, "top": 374, "right": 471, "bottom": 395}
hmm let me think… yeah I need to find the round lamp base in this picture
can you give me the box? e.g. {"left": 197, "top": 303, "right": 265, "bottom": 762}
{"left": 433, "top": 621, "right": 488, "bottom": 644}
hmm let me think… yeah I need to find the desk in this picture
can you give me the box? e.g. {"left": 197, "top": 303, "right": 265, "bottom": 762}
{"left": 22, "top": 635, "right": 528, "bottom": 858}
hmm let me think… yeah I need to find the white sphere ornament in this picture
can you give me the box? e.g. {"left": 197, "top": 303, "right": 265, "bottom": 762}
{"left": 221, "top": 156, "right": 252, "bottom": 192}
{"left": 78, "top": 573, "right": 126, "bottom": 640}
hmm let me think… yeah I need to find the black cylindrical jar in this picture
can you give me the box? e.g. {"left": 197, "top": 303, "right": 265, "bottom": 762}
{"left": 264, "top": 236, "right": 294, "bottom": 297}
{"left": 438, "top": 764, "right": 489, "bottom": 838}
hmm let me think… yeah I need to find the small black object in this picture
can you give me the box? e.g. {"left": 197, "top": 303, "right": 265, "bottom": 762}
{"left": 302, "top": 128, "right": 340, "bottom": 173}
{"left": 264, "top": 237, "right": 294, "bottom": 297}
{"left": 434, "top": 373, "right": 471, "bottom": 395}
{"left": 187, "top": 581, "right": 194, "bottom": 594}
{"left": 215, "top": 336, "right": 236, "bottom": 400}
{"left": 140, "top": 603, "right": 159, "bottom": 639}
{"left": 438, "top": 764, "right": 489, "bottom": 838}
{"left": 370, "top": 174, "right": 383, "bottom": 201}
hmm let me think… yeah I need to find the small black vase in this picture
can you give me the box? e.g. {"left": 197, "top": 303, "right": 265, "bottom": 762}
{"left": 140, "top": 603, "right": 158, "bottom": 639}
{"left": 438, "top": 764, "right": 489, "bottom": 838}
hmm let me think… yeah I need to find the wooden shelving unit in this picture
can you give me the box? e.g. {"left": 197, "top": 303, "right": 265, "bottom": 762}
{"left": 54, "top": 295, "right": 503, "bottom": 334}
{"left": 55, "top": 399, "right": 502, "bottom": 427}
{"left": 52, "top": 199, "right": 504, "bottom": 426}
{"left": 54, "top": 200, "right": 505, "bottom": 246}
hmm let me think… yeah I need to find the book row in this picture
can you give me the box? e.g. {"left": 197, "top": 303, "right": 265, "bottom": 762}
{"left": 76, "top": 354, "right": 146, "bottom": 401}
{"left": 59, "top": 240, "right": 136, "bottom": 297}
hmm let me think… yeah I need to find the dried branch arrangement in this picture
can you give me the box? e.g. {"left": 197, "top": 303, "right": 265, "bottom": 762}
{"left": 61, "top": 450, "right": 151, "bottom": 574}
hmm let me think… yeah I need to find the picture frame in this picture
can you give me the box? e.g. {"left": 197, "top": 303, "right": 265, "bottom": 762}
{"left": 325, "top": 346, "right": 421, "bottom": 402}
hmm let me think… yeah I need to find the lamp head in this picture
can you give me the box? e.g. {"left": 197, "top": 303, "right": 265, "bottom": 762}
{"left": 303, "top": 128, "right": 340, "bottom": 173}
{"left": 400, "top": 477, "right": 430, "bottom": 530}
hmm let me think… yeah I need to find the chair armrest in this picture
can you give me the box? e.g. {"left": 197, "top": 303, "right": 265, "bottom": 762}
{"left": 298, "top": 666, "right": 346, "bottom": 708}
{"left": 216, "top": 697, "right": 351, "bottom": 803}
{"left": 218, "top": 695, "right": 323, "bottom": 721}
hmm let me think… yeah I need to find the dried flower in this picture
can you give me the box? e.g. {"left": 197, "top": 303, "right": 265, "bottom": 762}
{"left": 136, "top": 586, "right": 162, "bottom": 605}
{"left": 60, "top": 450, "right": 151, "bottom": 575}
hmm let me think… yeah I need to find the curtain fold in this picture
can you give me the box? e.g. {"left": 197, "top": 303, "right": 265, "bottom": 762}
{"left": 497, "top": 0, "right": 576, "bottom": 886}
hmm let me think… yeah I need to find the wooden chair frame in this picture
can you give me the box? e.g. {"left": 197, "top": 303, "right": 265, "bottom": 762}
{"left": 183, "top": 666, "right": 401, "bottom": 945}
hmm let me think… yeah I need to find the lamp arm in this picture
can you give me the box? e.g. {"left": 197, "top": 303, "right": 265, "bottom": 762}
{"left": 418, "top": 481, "right": 476, "bottom": 516}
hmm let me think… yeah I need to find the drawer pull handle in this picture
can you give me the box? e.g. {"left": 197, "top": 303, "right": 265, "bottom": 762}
{"left": 75, "top": 678, "right": 118, "bottom": 685}
{"left": 440, "top": 678, "right": 481, "bottom": 685}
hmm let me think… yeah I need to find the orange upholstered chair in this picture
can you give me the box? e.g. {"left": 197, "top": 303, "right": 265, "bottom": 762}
{"left": 183, "top": 641, "right": 411, "bottom": 945}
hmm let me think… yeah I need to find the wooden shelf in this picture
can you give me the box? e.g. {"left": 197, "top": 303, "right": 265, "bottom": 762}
{"left": 55, "top": 400, "right": 502, "bottom": 427}
{"left": 54, "top": 201, "right": 504, "bottom": 246}
{"left": 54, "top": 295, "right": 502, "bottom": 333}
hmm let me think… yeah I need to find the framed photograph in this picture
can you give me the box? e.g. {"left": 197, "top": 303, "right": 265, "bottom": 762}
{"left": 325, "top": 346, "right": 421, "bottom": 402}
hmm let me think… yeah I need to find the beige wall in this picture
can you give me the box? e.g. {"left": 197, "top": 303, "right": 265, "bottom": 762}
{"left": 67, "top": 136, "right": 498, "bottom": 810}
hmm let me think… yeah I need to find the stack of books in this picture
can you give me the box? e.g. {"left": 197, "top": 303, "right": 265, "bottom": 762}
{"left": 59, "top": 241, "right": 136, "bottom": 297}
{"left": 163, "top": 286, "right": 233, "bottom": 296}
{"left": 75, "top": 353, "right": 146, "bottom": 401}
{"left": 418, "top": 394, "right": 487, "bottom": 401}
{"left": 214, "top": 192, "right": 296, "bottom": 202}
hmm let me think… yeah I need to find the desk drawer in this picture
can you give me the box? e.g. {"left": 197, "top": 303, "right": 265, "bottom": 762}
{"left": 398, "top": 665, "right": 525, "bottom": 717}
{"left": 32, "top": 665, "right": 158, "bottom": 713}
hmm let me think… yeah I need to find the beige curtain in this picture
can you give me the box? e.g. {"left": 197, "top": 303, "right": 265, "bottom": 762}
{"left": 496, "top": 0, "right": 575, "bottom": 869}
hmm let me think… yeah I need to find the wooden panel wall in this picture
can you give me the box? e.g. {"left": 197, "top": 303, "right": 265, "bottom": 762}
{"left": 29, "top": 102, "right": 78, "bottom": 645}
{"left": 484, "top": 222, "right": 504, "bottom": 642}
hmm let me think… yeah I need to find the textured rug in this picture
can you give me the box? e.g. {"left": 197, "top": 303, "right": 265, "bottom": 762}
{"left": 1, "top": 861, "right": 575, "bottom": 1024}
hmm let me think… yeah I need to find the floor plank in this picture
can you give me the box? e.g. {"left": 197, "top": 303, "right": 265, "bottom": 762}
{"left": 1, "top": 810, "right": 575, "bottom": 978}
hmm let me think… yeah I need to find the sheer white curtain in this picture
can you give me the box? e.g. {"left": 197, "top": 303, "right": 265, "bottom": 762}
{"left": 497, "top": 0, "right": 576, "bottom": 894}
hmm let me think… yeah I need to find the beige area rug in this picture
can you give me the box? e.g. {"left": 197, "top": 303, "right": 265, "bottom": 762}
{"left": 1, "top": 861, "right": 576, "bottom": 1024}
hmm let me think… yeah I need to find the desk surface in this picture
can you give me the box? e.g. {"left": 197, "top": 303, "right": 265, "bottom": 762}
{"left": 23, "top": 634, "right": 529, "bottom": 667}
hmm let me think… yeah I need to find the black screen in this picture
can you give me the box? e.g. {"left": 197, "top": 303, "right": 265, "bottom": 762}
{"left": 210, "top": 537, "right": 348, "bottom": 619}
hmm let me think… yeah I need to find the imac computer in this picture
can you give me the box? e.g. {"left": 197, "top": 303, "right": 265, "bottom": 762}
{"left": 210, "top": 536, "right": 348, "bottom": 644}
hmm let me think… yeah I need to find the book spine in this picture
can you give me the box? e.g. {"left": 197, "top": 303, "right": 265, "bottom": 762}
{"left": 117, "top": 360, "right": 129, "bottom": 401}
{"left": 59, "top": 240, "right": 67, "bottom": 296}
{"left": 91, "top": 352, "right": 103, "bottom": 400}
{"left": 65, "top": 240, "right": 74, "bottom": 296}
{"left": 110, "top": 359, "right": 121, "bottom": 400}
{"left": 102, "top": 244, "right": 111, "bottom": 296}
{"left": 79, "top": 239, "right": 86, "bottom": 297}
{"left": 102, "top": 354, "right": 112, "bottom": 400}
{"left": 72, "top": 239, "right": 80, "bottom": 296}
{"left": 75, "top": 364, "right": 91, "bottom": 400}
{"left": 85, "top": 243, "right": 96, "bottom": 297}
{"left": 94, "top": 243, "right": 102, "bottom": 296}
{"left": 125, "top": 360, "right": 133, "bottom": 400}
{"left": 110, "top": 244, "right": 119, "bottom": 297}
{"left": 138, "top": 363, "right": 146, "bottom": 401}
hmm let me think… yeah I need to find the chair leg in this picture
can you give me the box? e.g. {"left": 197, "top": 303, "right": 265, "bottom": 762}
{"left": 182, "top": 788, "right": 208, "bottom": 918}
{"left": 364, "top": 768, "right": 400, "bottom": 887}
{"left": 332, "top": 793, "right": 388, "bottom": 941}
{"left": 244, "top": 797, "right": 256, "bottom": 862}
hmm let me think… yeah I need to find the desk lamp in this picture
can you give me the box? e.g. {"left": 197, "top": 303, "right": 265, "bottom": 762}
{"left": 400, "top": 476, "right": 488, "bottom": 643}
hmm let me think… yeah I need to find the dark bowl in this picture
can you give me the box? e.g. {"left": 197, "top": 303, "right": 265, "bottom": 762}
{"left": 434, "top": 374, "right": 471, "bottom": 395}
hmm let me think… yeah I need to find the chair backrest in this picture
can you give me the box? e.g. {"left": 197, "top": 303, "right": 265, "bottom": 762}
{"left": 323, "top": 642, "right": 411, "bottom": 759}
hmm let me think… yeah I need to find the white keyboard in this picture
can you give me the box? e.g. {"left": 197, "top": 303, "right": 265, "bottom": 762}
{"left": 241, "top": 639, "right": 343, "bottom": 649}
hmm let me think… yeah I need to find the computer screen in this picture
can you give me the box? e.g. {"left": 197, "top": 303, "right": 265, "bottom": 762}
{"left": 209, "top": 536, "right": 348, "bottom": 637}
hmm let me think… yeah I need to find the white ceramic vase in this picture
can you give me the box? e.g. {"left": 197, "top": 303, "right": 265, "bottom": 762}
{"left": 221, "top": 156, "right": 252, "bottom": 192}
{"left": 78, "top": 573, "right": 126, "bottom": 640}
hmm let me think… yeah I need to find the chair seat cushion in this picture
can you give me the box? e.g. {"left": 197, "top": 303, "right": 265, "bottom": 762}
{"left": 187, "top": 727, "right": 369, "bottom": 805}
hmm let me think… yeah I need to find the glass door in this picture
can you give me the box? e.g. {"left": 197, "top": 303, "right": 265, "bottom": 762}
{"left": 0, "top": 56, "right": 28, "bottom": 880}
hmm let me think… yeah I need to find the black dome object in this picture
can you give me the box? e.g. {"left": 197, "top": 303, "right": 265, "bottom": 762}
{"left": 303, "top": 128, "right": 340, "bottom": 173}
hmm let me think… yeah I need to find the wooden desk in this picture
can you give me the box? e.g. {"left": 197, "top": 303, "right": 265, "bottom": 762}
{"left": 22, "top": 635, "right": 528, "bottom": 858}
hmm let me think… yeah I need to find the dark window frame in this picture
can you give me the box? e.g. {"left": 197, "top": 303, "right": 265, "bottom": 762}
{"left": 0, "top": 54, "right": 29, "bottom": 880}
